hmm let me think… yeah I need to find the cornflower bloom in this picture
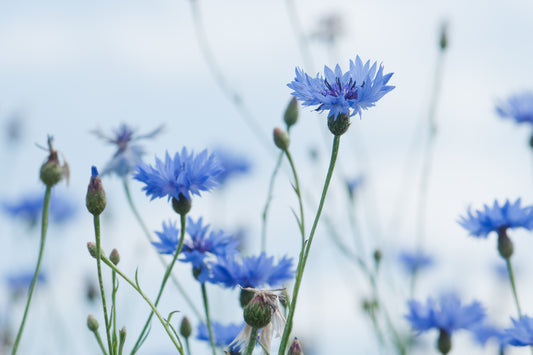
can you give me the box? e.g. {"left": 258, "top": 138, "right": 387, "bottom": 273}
{"left": 93, "top": 123, "right": 163, "bottom": 177}
{"left": 496, "top": 92, "right": 533, "bottom": 125}
{"left": 288, "top": 56, "right": 394, "bottom": 135}
{"left": 405, "top": 294, "right": 486, "bottom": 354}
{"left": 504, "top": 315, "right": 533, "bottom": 346}
{"left": 197, "top": 321, "right": 244, "bottom": 353}
{"left": 134, "top": 148, "right": 222, "bottom": 203}
{"left": 398, "top": 251, "right": 434, "bottom": 274}
{"left": 2, "top": 192, "right": 76, "bottom": 227}
{"left": 212, "top": 147, "right": 251, "bottom": 187}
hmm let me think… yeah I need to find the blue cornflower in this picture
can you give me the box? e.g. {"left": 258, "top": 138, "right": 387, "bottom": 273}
{"left": 212, "top": 147, "right": 251, "bottom": 187}
{"left": 209, "top": 253, "right": 294, "bottom": 288}
{"left": 287, "top": 55, "right": 394, "bottom": 120}
{"left": 458, "top": 199, "right": 533, "bottom": 238}
{"left": 197, "top": 321, "right": 244, "bottom": 351}
{"left": 398, "top": 251, "right": 434, "bottom": 274}
{"left": 93, "top": 123, "right": 164, "bottom": 177}
{"left": 134, "top": 148, "right": 222, "bottom": 202}
{"left": 405, "top": 294, "right": 486, "bottom": 336}
{"left": 151, "top": 220, "right": 181, "bottom": 254}
{"left": 181, "top": 217, "right": 239, "bottom": 283}
{"left": 470, "top": 323, "right": 507, "bottom": 348}
{"left": 496, "top": 92, "right": 533, "bottom": 125}
{"left": 504, "top": 315, "right": 533, "bottom": 346}
{"left": 6, "top": 271, "right": 46, "bottom": 296}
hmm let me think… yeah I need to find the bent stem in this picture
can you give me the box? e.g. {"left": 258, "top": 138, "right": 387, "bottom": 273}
{"left": 11, "top": 186, "right": 52, "bottom": 355}
{"left": 278, "top": 135, "right": 341, "bottom": 354}
{"left": 201, "top": 284, "right": 217, "bottom": 355}
{"left": 123, "top": 180, "right": 201, "bottom": 320}
{"left": 243, "top": 327, "right": 259, "bottom": 355}
{"left": 131, "top": 214, "right": 187, "bottom": 354}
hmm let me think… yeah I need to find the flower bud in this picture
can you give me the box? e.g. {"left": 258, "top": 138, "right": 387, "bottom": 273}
{"left": 109, "top": 249, "right": 120, "bottom": 265}
{"left": 87, "top": 242, "right": 104, "bottom": 259}
{"left": 172, "top": 193, "right": 191, "bottom": 216}
{"left": 86, "top": 166, "right": 106, "bottom": 216}
{"left": 244, "top": 294, "right": 272, "bottom": 329}
{"left": 273, "top": 127, "right": 290, "bottom": 151}
{"left": 437, "top": 328, "right": 451, "bottom": 355}
{"left": 289, "top": 337, "right": 304, "bottom": 355}
{"left": 498, "top": 228, "right": 514, "bottom": 259}
{"left": 439, "top": 23, "right": 448, "bottom": 51}
{"left": 284, "top": 97, "right": 299, "bottom": 128}
{"left": 119, "top": 326, "right": 127, "bottom": 344}
{"left": 327, "top": 113, "right": 350, "bottom": 136}
{"left": 180, "top": 317, "right": 192, "bottom": 339}
{"left": 373, "top": 249, "right": 382, "bottom": 266}
{"left": 87, "top": 314, "right": 99, "bottom": 332}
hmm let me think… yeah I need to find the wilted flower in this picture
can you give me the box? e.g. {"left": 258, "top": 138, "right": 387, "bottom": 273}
{"left": 93, "top": 123, "right": 163, "bottom": 177}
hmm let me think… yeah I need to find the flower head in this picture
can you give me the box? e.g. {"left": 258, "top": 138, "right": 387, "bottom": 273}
{"left": 398, "top": 251, "right": 434, "bottom": 274}
{"left": 458, "top": 199, "right": 533, "bottom": 238}
{"left": 93, "top": 123, "right": 163, "bottom": 177}
{"left": 405, "top": 294, "right": 486, "bottom": 336}
{"left": 209, "top": 253, "right": 294, "bottom": 289}
{"left": 151, "top": 220, "right": 181, "bottom": 255}
{"left": 496, "top": 92, "right": 533, "bottom": 125}
{"left": 197, "top": 321, "right": 244, "bottom": 350}
{"left": 212, "top": 147, "right": 251, "bottom": 187}
{"left": 134, "top": 148, "right": 223, "bottom": 202}
{"left": 504, "top": 315, "right": 533, "bottom": 346}
{"left": 287, "top": 55, "right": 394, "bottom": 121}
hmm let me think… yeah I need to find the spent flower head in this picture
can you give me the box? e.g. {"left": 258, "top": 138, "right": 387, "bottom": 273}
{"left": 496, "top": 92, "right": 533, "bottom": 125}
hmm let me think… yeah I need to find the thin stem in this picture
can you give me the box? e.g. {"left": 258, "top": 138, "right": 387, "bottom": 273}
{"left": 185, "top": 338, "right": 192, "bottom": 355}
{"left": 278, "top": 135, "right": 341, "bottom": 354}
{"left": 111, "top": 271, "right": 118, "bottom": 353}
{"left": 284, "top": 149, "right": 306, "bottom": 246}
{"left": 100, "top": 256, "right": 184, "bottom": 354}
{"left": 505, "top": 258, "right": 523, "bottom": 318}
{"left": 122, "top": 180, "right": 202, "bottom": 320}
{"left": 11, "top": 186, "right": 52, "bottom": 355}
{"left": 94, "top": 215, "right": 113, "bottom": 354}
{"left": 131, "top": 214, "right": 187, "bottom": 354}
{"left": 91, "top": 330, "right": 109, "bottom": 355}
{"left": 243, "top": 327, "right": 259, "bottom": 355}
{"left": 201, "top": 284, "right": 217, "bottom": 355}
{"left": 261, "top": 152, "right": 284, "bottom": 252}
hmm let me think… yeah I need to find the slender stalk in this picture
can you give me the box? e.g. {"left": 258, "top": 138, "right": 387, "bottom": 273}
{"left": 278, "top": 136, "right": 341, "bottom": 354}
{"left": 122, "top": 180, "right": 201, "bottom": 320}
{"left": 93, "top": 215, "right": 113, "bottom": 354}
{"left": 91, "top": 330, "right": 109, "bottom": 355}
{"left": 261, "top": 152, "right": 284, "bottom": 252}
{"left": 284, "top": 149, "right": 306, "bottom": 245}
{"left": 185, "top": 338, "right": 192, "bottom": 355}
{"left": 243, "top": 327, "right": 259, "bottom": 355}
{"left": 100, "top": 256, "right": 184, "bottom": 354}
{"left": 131, "top": 214, "right": 187, "bottom": 354}
{"left": 111, "top": 271, "right": 118, "bottom": 353}
{"left": 201, "top": 284, "right": 217, "bottom": 355}
{"left": 505, "top": 258, "right": 523, "bottom": 318}
{"left": 11, "top": 186, "right": 52, "bottom": 355}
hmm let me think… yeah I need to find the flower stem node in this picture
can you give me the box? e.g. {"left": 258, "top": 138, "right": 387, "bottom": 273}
{"left": 109, "top": 249, "right": 120, "bottom": 265}
{"left": 172, "top": 193, "right": 191, "bottom": 216}
{"left": 273, "top": 127, "right": 290, "bottom": 151}
{"left": 87, "top": 242, "right": 104, "bottom": 259}
{"left": 284, "top": 97, "right": 299, "bottom": 129}
{"left": 86, "top": 167, "right": 106, "bottom": 216}
{"left": 328, "top": 113, "right": 350, "bottom": 136}
{"left": 180, "top": 317, "right": 192, "bottom": 339}
{"left": 289, "top": 337, "right": 304, "bottom": 355}
{"left": 240, "top": 288, "right": 255, "bottom": 308}
{"left": 437, "top": 329, "right": 452, "bottom": 355}
{"left": 244, "top": 294, "right": 272, "bottom": 329}
{"left": 87, "top": 314, "right": 99, "bottom": 332}
{"left": 498, "top": 228, "right": 514, "bottom": 259}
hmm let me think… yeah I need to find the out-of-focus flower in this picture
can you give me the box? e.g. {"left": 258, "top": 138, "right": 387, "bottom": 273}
{"left": 496, "top": 92, "right": 533, "bottom": 125}
{"left": 151, "top": 220, "right": 181, "bottom": 255}
{"left": 210, "top": 253, "right": 294, "bottom": 289}
{"left": 6, "top": 271, "right": 46, "bottom": 298}
{"left": 93, "top": 123, "right": 163, "bottom": 177}
{"left": 287, "top": 56, "right": 394, "bottom": 120}
{"left": 458, "top": 199, "right": 533, "bottom": 238}
{"left": 345, "top": 175, "right": 364, "bottom": 200}
{"left": 470, "top": 323, "right": 507, "bottom": 348}
{"left": 2, "top": 191, "right": 76, "bottom": 227}
{"left": 398, "top": 251, "right": 434, "bottom": 274}
{"left": 212, "top": 147, "right": 251, "bottom": 187}
{"left": 504, "top": 315, "right": 533, "bottom": 346}
{"left": 197, "top": 321, "right": 244, "bottom": 350}
{"left": 134, "top": 148, "right": 222, "bottom": 202}
{"left": 4, "top": 111, "right": 24, "bottom": 145}
{"left": 311, "top": 13, "right": 345, "bottom": 45}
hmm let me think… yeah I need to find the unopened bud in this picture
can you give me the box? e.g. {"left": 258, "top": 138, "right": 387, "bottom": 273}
{"left": 284, "top": 97, "right": 299, "bottom": 128}
{"left": 86, "top": 166, "right": 106, "bottom": 216}
{"left": 87, "top": 314, "right": 99, "bottom": 332}
{"left": 273, "top": 127, "right": 290, "bottom": 151}
{"left": 439, "top": 23, "right": 448, "bottom": 51}
{"left": 119, "top": 326, "right": 127, "bottom": 344}
{"left": 437, "top": 328, "right": 451, "bottom": 355}
{"left": 172, "top": 193, "right": 191, "bottom": 216}
{"left": 87, "top": 242, "right": 104, "bottom": 259}
{"left": 498, "top": 228, "right": 514, "bottom": 259}
{"left": 244, "top": 294, "right": 271, "bottom": 329}
{"left": 180, "top": 317, "right": 192, "bottom": 339}
{"left": 289, "top": 337, "right": 304, "bottom": 355}
{"left": 373, "top": 249, "right": 382, "bottom": 265}
{"left": 327, "top": 113, "right": 350, "bottom": 136}
{"left": 109, "top": 249, "right": 120, "bottom": 265}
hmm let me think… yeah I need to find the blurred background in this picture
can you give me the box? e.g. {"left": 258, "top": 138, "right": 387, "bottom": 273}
{"left": 1, "top": 0, "right": 533, "bottom": 354}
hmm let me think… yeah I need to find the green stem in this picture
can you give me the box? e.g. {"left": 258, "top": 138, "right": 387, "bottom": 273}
{"left": 185, "top": 338, "right": 192, "bottom": 355}
{"left": 111, "top": 271, "right": 118, "bottom": 353}
{"left": 94, "top": 215, "right": 113, "bottom": 354}
{"left": 131, "top": 214, "right": 187, "bottom": 354}
{"left": 122, "top": 180, "right": 201, "bottom": 320}
{"left": 243, "top": 327, "right": 258, "bottom": 355}
{"left": 100, "top": 256, "right": 184, "bottom": 354}
{"left": 278, "top": 135, "right": 341, "bottom": 354}
{"left": 11, "top": 186, "right": 52, "bottom": 355}
{"left": 261, "top": 152, "right": 284, "bottom": 252}
{"left": 284, "top": 149, "right": 306, "bottom": 246}
{"left": 201, "top": 284, "right": 217, "bottom": 355}
{"left": 505, "top": 258, "right": 523, "bottom": 318}
{"left": 92, "top": 330, "right": 109, "bottom": 355}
